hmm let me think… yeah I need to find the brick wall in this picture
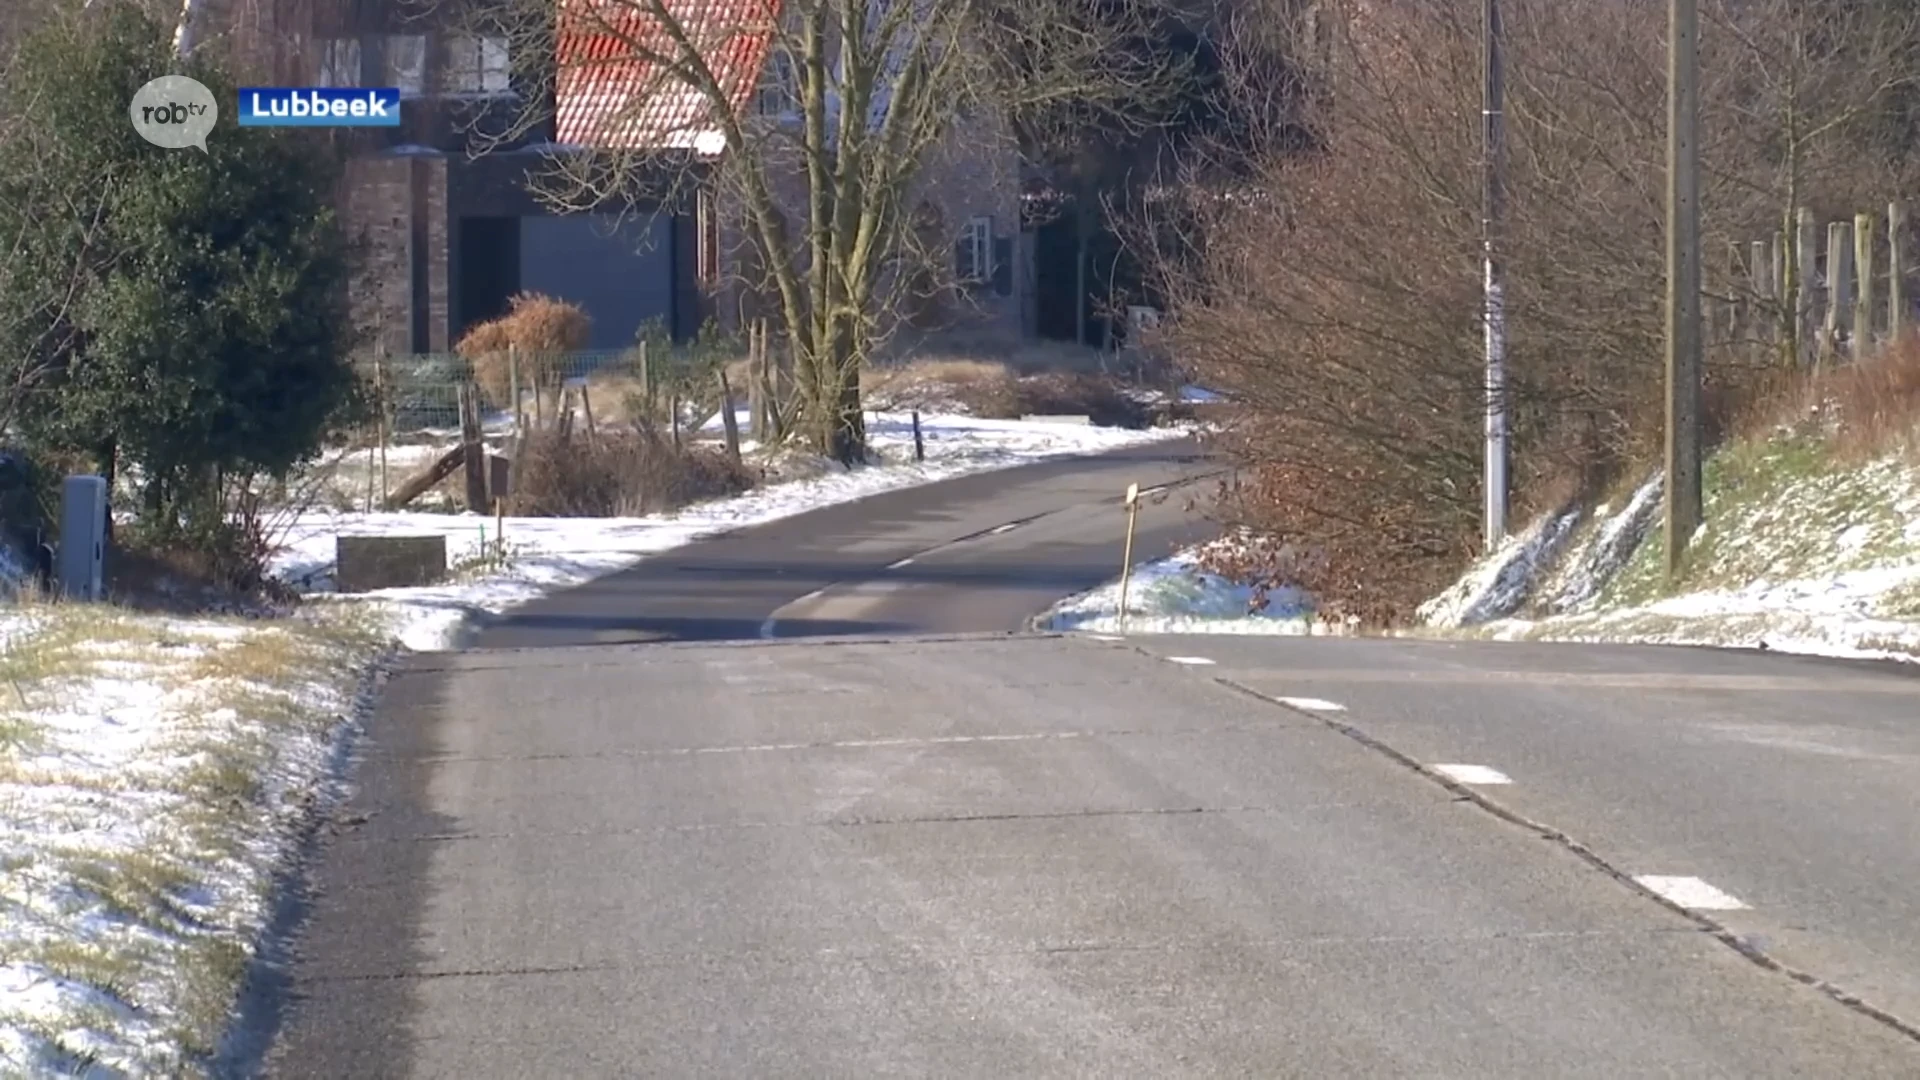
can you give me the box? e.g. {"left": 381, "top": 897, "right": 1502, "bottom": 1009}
{"left": 341, "top": 153, "right": 450, "bottom": 355}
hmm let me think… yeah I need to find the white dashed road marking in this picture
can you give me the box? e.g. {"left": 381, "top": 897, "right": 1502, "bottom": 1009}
{"left": 1165, "top": 656, "right": 1216, "bottom": 666}
{"left": 1085, "top": 634, "right": 1124, "bottom": 642}
{"left": 1275, "top": 696, "right": 1346, "bottom": 712}
{"left": 1432, "top": 764, "right": 1513, "bottom": 785}
{"left": 990, "top": 522, "right": 1020, "bottom": 534}
{"left": 1634, "top": 875, "right": 1750, "bottom": 911}
{"left": 886, "top": 556, "right": 916, "bottom": 569}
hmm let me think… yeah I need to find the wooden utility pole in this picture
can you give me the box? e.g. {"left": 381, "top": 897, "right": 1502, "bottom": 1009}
{"left": 1664, "top": 0, "right": 1703, "bottom": 580}
{"left": 1482, "top": 0, "right": 1509, "bottom": 551}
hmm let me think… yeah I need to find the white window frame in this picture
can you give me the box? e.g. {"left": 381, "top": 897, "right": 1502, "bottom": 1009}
{"left": 384, "top": 34, "right": 427, "bottom": 97}
{"left": 961, "top": 216, "right": 993, "bottom": 285}
{"left": 442, "top": 34, "right": 512, "bottom": 96}
{"left": 316, "top": 38, "right": 361, "bottom": 88}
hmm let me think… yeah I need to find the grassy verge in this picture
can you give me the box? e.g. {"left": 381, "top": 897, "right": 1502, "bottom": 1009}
{"left": 0, "top": 600, "right": 388, "bottom": 1076}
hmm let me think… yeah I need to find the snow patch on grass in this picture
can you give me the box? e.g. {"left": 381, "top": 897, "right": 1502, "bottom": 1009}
{"left": 1422, "top": 438, "right": 1920, "bottom": 661}
{"left": 1539, "top": 471, "right": 1664, "bottom": 614}
{"left": 1037, "top": 542, "right": 1358, "bottom": 636}
{"left": 0, "top": 603, "right": 386, "bottom": 1077}
{"left": 1418, "top": 504, "right": 1583, "bottom": 629}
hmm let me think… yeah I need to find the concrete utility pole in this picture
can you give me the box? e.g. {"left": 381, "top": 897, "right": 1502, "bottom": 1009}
{"left": 1482, "top": 0, "right": 1508, "bottom": 552}
{"left": 1664, "top": 0, "right": 1703, "bottom": 579}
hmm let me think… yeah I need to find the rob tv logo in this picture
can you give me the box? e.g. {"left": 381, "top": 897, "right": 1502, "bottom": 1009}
{"left": 237, "top": 87, "right": 402, "bottom": 127}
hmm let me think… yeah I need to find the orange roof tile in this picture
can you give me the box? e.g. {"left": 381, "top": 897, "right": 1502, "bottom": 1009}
{"left": 555, "top": 0, "right": 781, "bottom": 151}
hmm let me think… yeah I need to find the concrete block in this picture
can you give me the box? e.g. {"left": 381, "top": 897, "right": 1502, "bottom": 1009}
{"left": 335, "top": 534, "right": 447, "bottom": 592}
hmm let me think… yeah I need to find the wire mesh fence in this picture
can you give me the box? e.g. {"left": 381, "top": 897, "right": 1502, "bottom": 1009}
{"left": 360, "top": 344, "right": 754, "bottom": 436}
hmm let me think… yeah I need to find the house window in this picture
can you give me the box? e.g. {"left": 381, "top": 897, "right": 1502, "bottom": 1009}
{"left": 443, "top": 35, "right": 511, "bottom": 95}
{"left": 315, "top": 38, "right": 361, "bottom": 88}
{"left": 697, "top": 190, "right": 721, "bottom": 288}
{"left": 756, "top": 50, "right": 799, "bottom": 117}
{"left": 956, "top": 216, "right": 993, "bottom": 285}
{"left": 385, "top": 35, "right": 427, "bottom": 97}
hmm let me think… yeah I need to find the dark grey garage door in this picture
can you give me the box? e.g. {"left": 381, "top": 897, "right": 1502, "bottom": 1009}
{"left": 519, "top": 212, "right": 676, "bottom": 350}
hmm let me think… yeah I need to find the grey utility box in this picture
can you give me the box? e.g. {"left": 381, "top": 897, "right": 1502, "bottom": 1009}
{"left": 57, "top": 474, "right": 108, "bottom": 601}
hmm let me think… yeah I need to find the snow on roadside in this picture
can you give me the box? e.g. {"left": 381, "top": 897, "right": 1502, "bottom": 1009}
{"left": 0, "top": 603, "right": 385, "bottom": 1077}
{"left": 1470, "top": 566, "right": 1920, "bottom": 660}
{"left": 1417, "top": 504, "right": 1583, "bottom": 629}
{"left": 280, "top": 411, "right": 1188, "bottom": 650}
{"left": 1537, "top": 471, "right": 1663, "bottom": 614}
{"left": 1425, "top": 443, "right": 1920, "bottom": 662}
{"left": 1037, "top": 544, "right": 1353, "bottom": 636}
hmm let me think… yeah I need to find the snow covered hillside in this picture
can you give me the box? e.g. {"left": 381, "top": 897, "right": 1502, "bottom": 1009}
{"left": 1434, "top": 435, "right": 1920, "bottom": 660}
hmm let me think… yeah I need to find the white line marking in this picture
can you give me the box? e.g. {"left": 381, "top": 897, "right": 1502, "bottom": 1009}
{"left": 887, "top": 556, "right": 916, "bottom": 568}
{"left": 760, "top": 588, "right": 831, "bottom": 638}
{"left": 1634, "top": 875, "right": 1749, "bottom": 911}
{"left": 1432, "top": 763, "right": 1512, "bottom": 785}
{"left": 1085, "top": 634, "right": 1124, "bottom": 642}
{"left": 1166, "top": 656, "right": 1216, "bottom": 666}
{"left": 1275, "top": 696, "right": 1346, "bottom": 712}
{"left": 990, "top": 522, "right": 1020, "bottom": 534}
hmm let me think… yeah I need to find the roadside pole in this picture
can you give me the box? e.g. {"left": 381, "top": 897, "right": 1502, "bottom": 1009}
{"left": 1664, "top": 0, "right": 1704, "bottom": 579}
{"left": 1482, "top": 0, "right": 1509, "bottom": 551}
{"left": 1117, "top": 482, "right": 1141, "bottom": 629}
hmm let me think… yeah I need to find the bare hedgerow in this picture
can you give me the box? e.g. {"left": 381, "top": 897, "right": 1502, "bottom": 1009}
{"left": 1132, "top": 0, "right": 1920, "bottom": 624}
{"left": 511, "top": 426, "right": 754, "bottom": 517}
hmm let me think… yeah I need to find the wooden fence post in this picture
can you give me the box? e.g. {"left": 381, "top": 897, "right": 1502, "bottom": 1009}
{"left": 1891, "top": 200, "right": 1909, "bottom": 344}
{"left": 747, "top": 322, "right": 765, "bottom": 441}
{"left": 1796, "top": 207, "right": 1817, "bottom": 365}
{"left": 1854, "top": 210, "right": 1875, "bottom": 362}
{"left": 1723, "top": 240, "right": 1744, "bottom": 348}
{"left": 459, "top": 382, "right": 488, "bottom": 511}
{"left": 767, "top": 320, "right": 790, "bottom": 441}
{"left": 1822, "top": 219, "right": 1853, "bottom": 369}
{"left": 637, "top": 340, "right": 653, "bottom": 417}
{"left": 508, "top": 344, "right": 522, "bottom": 434}
{"left": 717, "top": 366, "right": 742, "bottom": 462}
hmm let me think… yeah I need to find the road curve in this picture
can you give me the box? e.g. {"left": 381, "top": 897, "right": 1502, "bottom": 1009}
{"left": 470, "top": 436, "right": 1220, "bottom": 649}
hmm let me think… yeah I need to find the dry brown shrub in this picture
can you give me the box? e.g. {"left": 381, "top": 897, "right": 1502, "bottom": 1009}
{"left": 455, "top": 294, "right": 592, "bottom": 408}
{"left": 863, "top": 358, "right": 1016, "bottom": 409}
{"left": 511, "top": 429, "right": 754, "bottom": 517}
{"left": 1726, "top": 338, "right": 1920, "bottom": 460}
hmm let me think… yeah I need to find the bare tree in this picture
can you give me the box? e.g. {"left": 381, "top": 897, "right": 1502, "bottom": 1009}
{"left": 463, "top": 0, "right": 1176, "bottom": 463}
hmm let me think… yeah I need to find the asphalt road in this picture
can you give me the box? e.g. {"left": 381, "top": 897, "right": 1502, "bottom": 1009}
{"left": 240, "top": 443, "right": 1920, "bottom": 1077}
{"left": 471, "top": 438, "right": 1221, "bottom": 649}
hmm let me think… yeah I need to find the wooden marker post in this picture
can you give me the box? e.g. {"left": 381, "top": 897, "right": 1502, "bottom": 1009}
{"left": 1117, "top": 482, "right": 1141, "bottom": 628}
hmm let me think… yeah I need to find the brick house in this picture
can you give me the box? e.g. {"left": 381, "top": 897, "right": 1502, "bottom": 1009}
{"left": 188, "top": 0, "right": 1033, "bottom": 355}
{"left": 552, "top": 0, "right": 1037, "bottom": 345}
{"left": 286, "top": 1, "right": 702, "bottom": 355}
